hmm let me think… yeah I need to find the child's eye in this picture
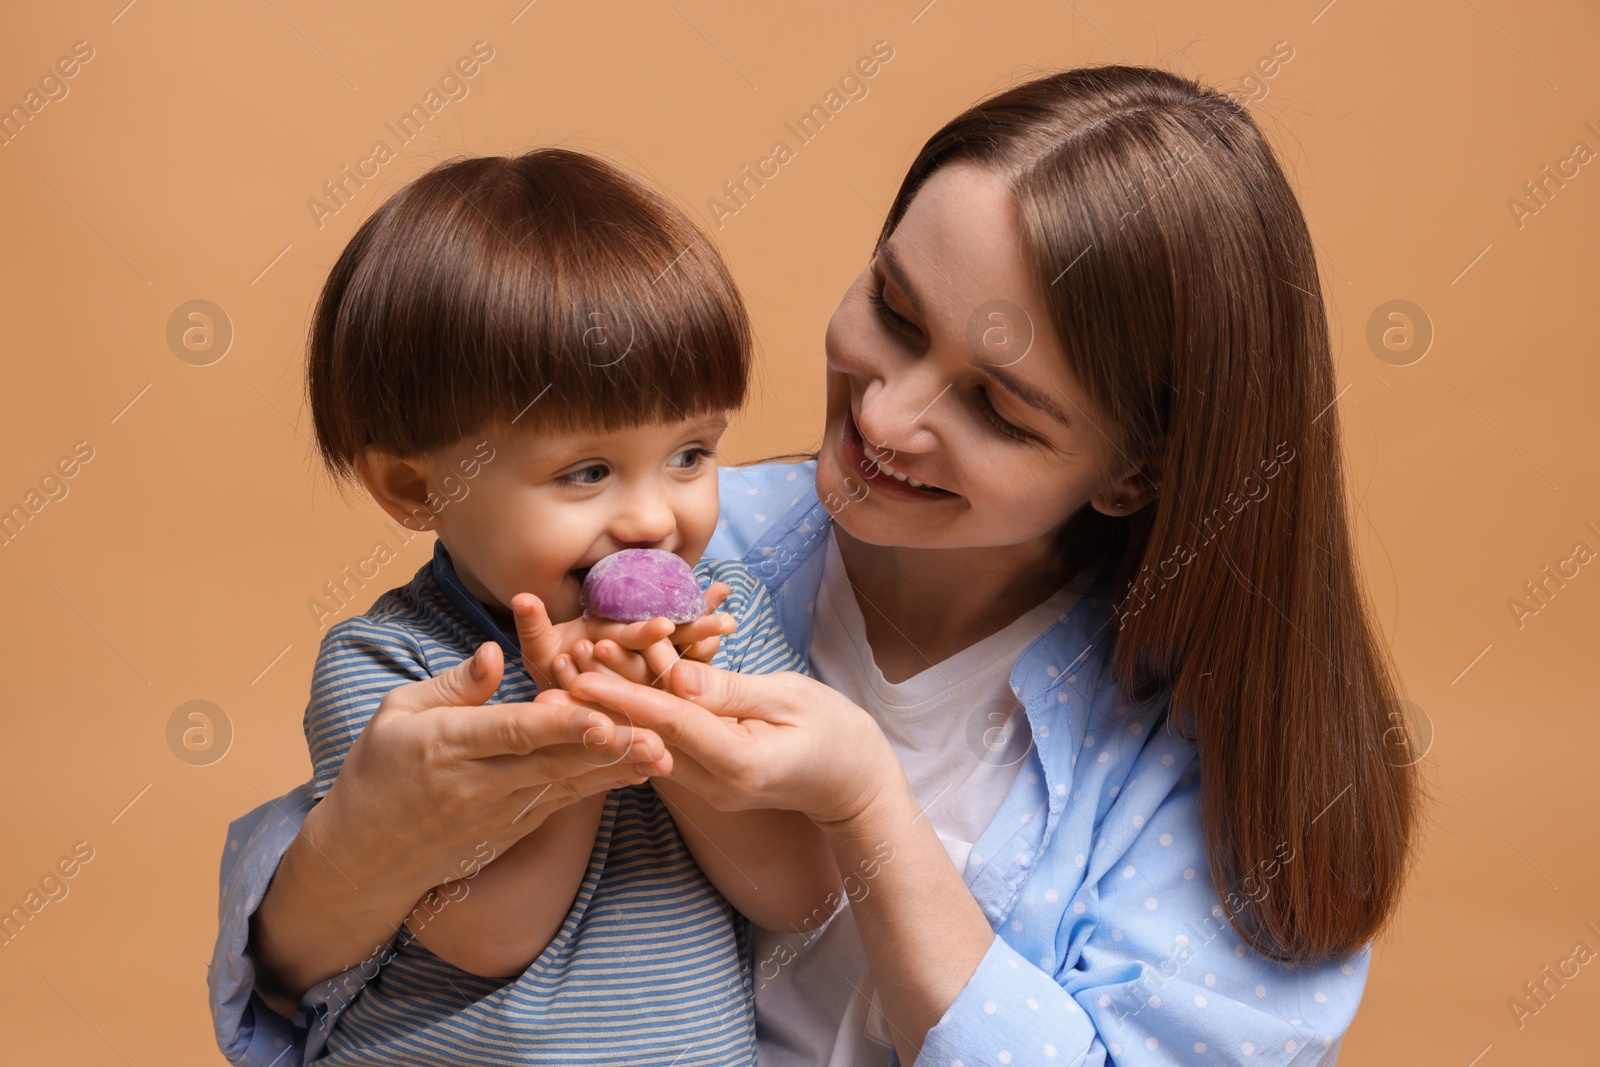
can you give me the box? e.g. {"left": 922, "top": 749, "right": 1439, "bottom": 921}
{"left": 669, "top": 447, "right": 714, "bottom": 470}
{"left": 559, "top": 463, "right": 609, "bottom": 486}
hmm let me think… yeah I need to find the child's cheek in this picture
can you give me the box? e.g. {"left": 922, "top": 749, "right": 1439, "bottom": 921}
{"left": 684, "top": 479, "right": 722, "bottom": 558}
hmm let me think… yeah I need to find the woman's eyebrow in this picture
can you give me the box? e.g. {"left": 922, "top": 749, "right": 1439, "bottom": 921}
{"left": 877, "top": 243, "right": 925, "bottom": 316}
{"left": 986, "top": 365, "right": 1072, "bottom": 428}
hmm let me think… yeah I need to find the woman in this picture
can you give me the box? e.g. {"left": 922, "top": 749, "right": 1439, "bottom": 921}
{"left": 211, "top": 65, "right": 1419, "bottom": 1066}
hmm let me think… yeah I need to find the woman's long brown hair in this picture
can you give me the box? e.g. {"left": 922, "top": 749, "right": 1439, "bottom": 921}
{"left": 878, "top": 66, "right": 1421, "bottom": 963}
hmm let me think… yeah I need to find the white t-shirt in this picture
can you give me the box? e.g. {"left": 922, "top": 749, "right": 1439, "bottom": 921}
{"left": 753, "top": 532, "right": 1083, "bottom": 1067}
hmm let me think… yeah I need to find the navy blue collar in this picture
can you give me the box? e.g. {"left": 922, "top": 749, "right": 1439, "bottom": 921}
{"left": 429, "top": 540, "right": 523, "bottom": 663}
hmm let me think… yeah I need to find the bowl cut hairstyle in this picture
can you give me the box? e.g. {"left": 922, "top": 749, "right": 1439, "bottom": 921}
{"left": 307, "top": 147, "right": 751, "bottom": 483}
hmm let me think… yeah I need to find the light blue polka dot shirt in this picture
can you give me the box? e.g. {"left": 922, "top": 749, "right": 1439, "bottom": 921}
{"left": 712, "top": 461, "right": 1371, "bottom": 1066}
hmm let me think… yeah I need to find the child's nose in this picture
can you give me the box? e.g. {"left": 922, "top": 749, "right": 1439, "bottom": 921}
{"left": 610, "top": 486, "right": 676, "bottom": 548}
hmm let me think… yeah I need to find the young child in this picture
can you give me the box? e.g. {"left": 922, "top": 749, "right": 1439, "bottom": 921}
{"left": 297, "top": 147, "right": 839, "bottom": 1066}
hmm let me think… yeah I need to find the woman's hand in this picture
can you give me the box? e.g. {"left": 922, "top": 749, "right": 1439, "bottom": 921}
{"left": 561, "top": 655, "right": 899, "bottom": 826}
{"left": 251, "top": 640, "right": 671, "bottom": 1012}
{"left": 321, "top": 640, "right": 671, "bottom": 888}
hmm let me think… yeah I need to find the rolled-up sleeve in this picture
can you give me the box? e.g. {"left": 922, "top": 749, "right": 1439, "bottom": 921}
{"left": 918, "top": 932, "right": 1099, "bottom": 1064}
{"left": 915, "top": 768, "right": 1369, "bottom": 1066}
{"left": 208, "top": 782, "right": 377, "bottom": 1066}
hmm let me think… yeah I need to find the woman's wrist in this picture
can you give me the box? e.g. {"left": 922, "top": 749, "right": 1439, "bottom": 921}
{"left": 811, "top": 740, "right": 916, "bottom": 845}
{"left": 251, "top": 794, "right": 434, "bottom": 1006}
{"left": 811, "top": 749, "right": 994, "bottom": 1065}
{"left": 309, "top": 782, "right": 447, "bottom": 902}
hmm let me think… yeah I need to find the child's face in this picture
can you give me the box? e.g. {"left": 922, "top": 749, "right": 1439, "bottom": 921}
{"left": 396, "top": 415, "right": 728, "bottom": 625}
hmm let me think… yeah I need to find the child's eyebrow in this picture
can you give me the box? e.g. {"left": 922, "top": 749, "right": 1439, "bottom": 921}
{"left": 532, "top": 444, "right": 607, "bottom": 466}
{"left": 517, "top": 419, "right": 730, "bottom": 467}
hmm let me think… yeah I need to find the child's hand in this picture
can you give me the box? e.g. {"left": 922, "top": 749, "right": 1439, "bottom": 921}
{"left": 668, "top": 583, "right": 737, "bottom": 665}
{"left": 547, "top": 584, "right": 740, "bottom": 691}
{"left": 510, "top": 592, "right": 659, "bottom": 691}
{"left": 511, "top": 584, "right": 736, "bottom": 691}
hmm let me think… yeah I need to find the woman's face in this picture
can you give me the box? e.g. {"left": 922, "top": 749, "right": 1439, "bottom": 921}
{"left": 817, "top": 162, "right": 1141, "bottom": 552}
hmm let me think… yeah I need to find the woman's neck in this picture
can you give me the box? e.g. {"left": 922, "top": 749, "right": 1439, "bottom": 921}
{"left": 834, "top": 526, "right": 1070, "bottom": 683}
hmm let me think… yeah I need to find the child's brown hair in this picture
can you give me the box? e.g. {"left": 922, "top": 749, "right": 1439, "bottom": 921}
{"left": 306, "top": 147, "right": 750, "bottom": 485}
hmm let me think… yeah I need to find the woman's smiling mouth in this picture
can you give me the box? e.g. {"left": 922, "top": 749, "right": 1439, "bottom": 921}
{"left": 863, "top": 445, "right": 940, "bottom": 490}
{"left": 842, "top": 409, "right": 955, "bottom": 498}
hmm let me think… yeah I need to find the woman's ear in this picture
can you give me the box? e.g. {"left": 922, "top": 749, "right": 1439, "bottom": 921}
{"left": 1089, "top": 463, "right": 1160, "bottom": 517}
{"left": 355, "top": 447, "right": 437, "bottom": 531}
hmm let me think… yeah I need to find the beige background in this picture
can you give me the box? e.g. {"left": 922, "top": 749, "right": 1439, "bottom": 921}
{"left": 1, "top": 0, "right": 1597, "bottom": 1063}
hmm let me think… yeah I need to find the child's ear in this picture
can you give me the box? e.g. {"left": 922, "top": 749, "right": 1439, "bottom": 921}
{"left": 355, "top": 447, "right": 437, "bottom": 531}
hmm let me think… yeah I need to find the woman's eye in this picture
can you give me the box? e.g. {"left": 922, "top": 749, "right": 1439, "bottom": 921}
{"left": 867, "top": 286, "right": 921, "bottom": 339}
{"left": 670, "top": 447, "right": 713, "bottom": 470}
{"left": 560, "top": 463, "right": 609, "bottom": 486}
{"left": 975, "top": 386, "right": 1030, "bottom": 443}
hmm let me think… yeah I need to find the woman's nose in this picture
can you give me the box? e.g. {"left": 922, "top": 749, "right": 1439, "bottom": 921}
{"left": 855, "top": 372, "right": 943, "bottom": 454}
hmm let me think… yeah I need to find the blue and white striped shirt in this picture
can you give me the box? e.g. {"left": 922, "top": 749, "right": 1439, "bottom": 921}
{"left": 239, "top": 540, "right": 803, "bottom": 1067}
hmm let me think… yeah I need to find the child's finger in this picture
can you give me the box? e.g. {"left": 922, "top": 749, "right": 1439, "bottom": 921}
{"left": 511, "top": 593, "right": 560, "bottom": 684}
{"left": 585, "top": 616, "right": 675, "bottom": 651}
{"left": 572, "top": 641, "right": 602, "bottom": 674}
{"left": 563, "top": 641, "right": 613, "bottom": 682}
{"left": 511, "top": 593, "right": 554, "bottom": 645}
{"left": 591, "top": 639, "right": 658, "bottom": 686}
{"left": 641, "top": 640, "right": 682, "bottom": 686}
{"left": 680, "top": 634, "right": 721, "bottom": 664}
{"left": 702, "top": 581, "right": 731, "bottom": 613}
{"left": 670, "top": 612, "right": 736, "bottom": 648}
{"left": 575, "top": 641, "right": 640, "bottom": 683}
{"left": 552, "top": 653, "right": 580, "bottom": 689}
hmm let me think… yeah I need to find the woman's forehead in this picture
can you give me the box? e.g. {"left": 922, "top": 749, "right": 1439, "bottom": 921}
{"left": 887, "top": 163, "right": 1031, "bottom": 304}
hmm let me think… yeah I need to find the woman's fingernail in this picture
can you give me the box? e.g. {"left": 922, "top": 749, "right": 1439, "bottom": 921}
{"left": 468, "top": 647, "right": 487, "bottom": 680}
{"left": 679, "top": 662, "right": 706, "bottom": 698}
{"left": 583, "top": 727, "right": 606, "bottom": 747}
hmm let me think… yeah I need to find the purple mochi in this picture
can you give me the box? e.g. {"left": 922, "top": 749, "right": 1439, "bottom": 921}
{"left": 580, "top": 548, "right": 705, "bottom": 624}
